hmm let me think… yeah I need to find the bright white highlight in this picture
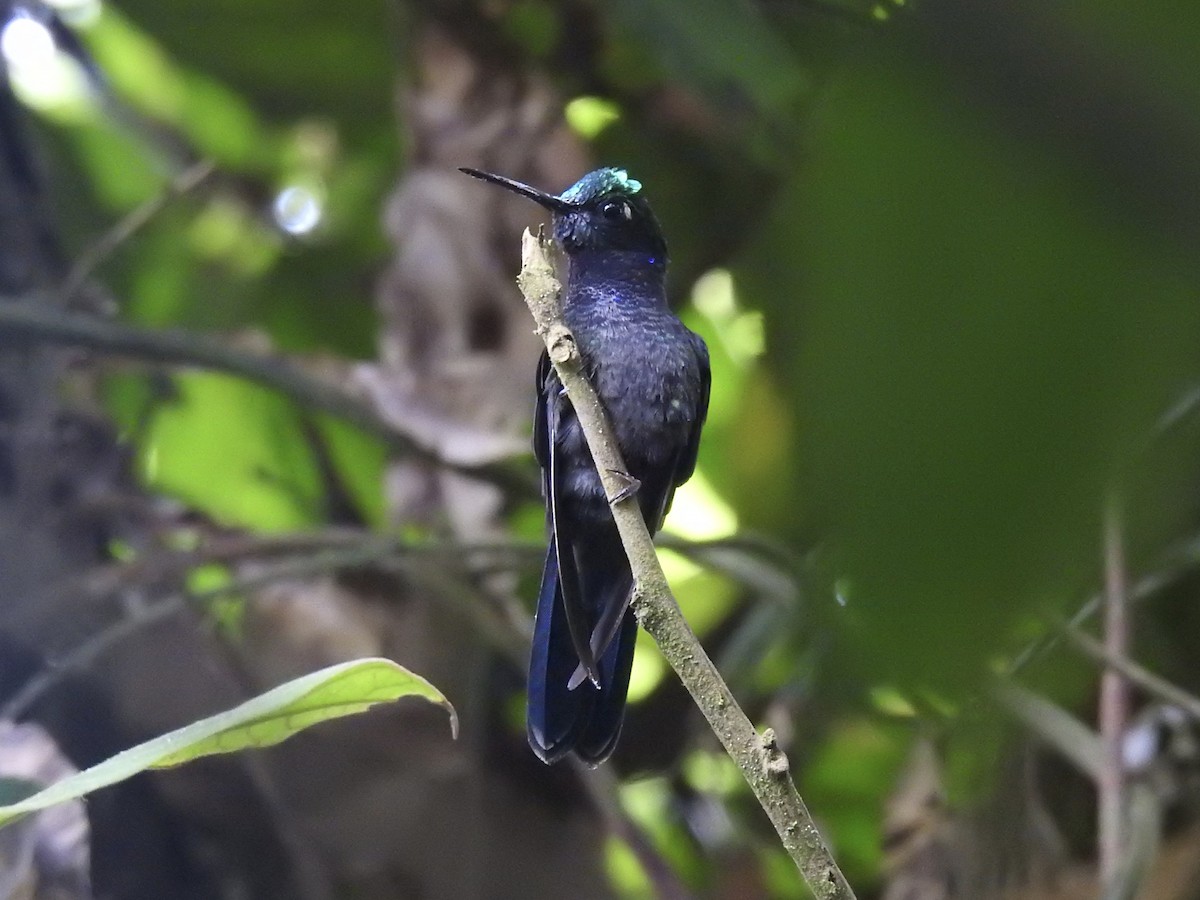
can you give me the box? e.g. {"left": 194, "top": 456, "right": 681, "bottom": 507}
{"left": 1, "top": 13, "right": 56, "bottom": 71}
{"left": 272, "top": 185, "right": 323, "bottom": 236}
{"left": 1, "top": 8, "right": 91, "bottom": 112}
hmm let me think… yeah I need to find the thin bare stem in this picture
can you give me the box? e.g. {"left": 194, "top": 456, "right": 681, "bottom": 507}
{"left": 1099, "top": 496, "right": 1130, "bottom": 890}
{"left": 1006, "top": 527, "right": 1200, "bottom": 678}
{"left": 514, "top": 228, "right": 855, "bottom": 900}
{"left": 1064, "top": 624, "right": 1200, "bottom": 722}
{"left": 57, "top": 160, "right": 215, "bottom": 304}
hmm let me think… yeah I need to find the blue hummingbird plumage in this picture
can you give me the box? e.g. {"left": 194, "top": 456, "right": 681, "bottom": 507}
{"left": 461, "top": 165, "right": 710, "bottom": 764}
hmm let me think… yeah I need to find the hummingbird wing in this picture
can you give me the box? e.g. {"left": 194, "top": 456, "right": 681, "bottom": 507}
{"left": 534, "top": 352, "right": 601, "bottom": 688}
{"left": 567, "top": 461, "right": 679, "bottom": 690}
{"left": 529, "top": 353, "right": 622, "bottom": 762}
{"left": 573, "top": 334, "right": 712, "bottom": 672}
{"left": 673, "top": 334, "right": 711, "bottom": 492}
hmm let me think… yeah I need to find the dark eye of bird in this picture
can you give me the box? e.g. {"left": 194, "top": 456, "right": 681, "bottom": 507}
{"left": 600, "top": 200, "right": 630, "bottom": 221}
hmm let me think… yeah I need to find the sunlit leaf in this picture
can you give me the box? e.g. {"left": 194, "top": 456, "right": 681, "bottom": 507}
{"left": 619, "top": 777, "right": 705, "bottom": 887}
{"left": 315, "top": 415, "right": 387, "bottom": 528}
{"left": 140, "top": 371, "right": 322, "bottom": 531}
{"left": 564, "top": 95, "right": 621, "bottom": 139}
{"left": 802, "top": 719, "right": 908, "bottom": 882}
{"left": 67, "top": 120, "right": 165, "bottom": 209}
{"left": 604, "top": 836, "right": 653, "bottom": 899}
{"left": 0, "top": 658, "right": 456, "bottom": 830}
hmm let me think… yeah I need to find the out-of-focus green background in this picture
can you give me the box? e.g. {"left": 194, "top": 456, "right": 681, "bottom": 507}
{"left": 4, "top": 0, "right": 1200, "bottom": 897}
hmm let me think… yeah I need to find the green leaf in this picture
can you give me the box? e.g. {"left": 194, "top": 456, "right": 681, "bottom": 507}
{"left": 315, "top": 415, "right": 388, "bottom": 528}
{"left": 0, "top": 658, "right": 456, "bottom": 830}
{"left": 140, "top": 371, "right": 322, "bottom": 532}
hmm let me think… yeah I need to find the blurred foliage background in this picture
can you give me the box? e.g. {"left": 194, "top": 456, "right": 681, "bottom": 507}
{"left": 3, "top": 0, "right": 1200, "bottom": 897}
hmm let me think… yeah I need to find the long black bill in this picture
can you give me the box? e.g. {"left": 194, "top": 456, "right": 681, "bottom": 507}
{"left": 459, "top": 167, "right": 573, "bottom": 213}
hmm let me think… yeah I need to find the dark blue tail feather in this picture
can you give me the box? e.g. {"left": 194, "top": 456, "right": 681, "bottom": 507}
{"left": 574, "top": 609, "right": 638, "bottom": 763}
{"left": 527, "top": 544, "right": 587, "bottom": 762}
{"left": 527, "top": 538, "right": 635, "bottom": 765}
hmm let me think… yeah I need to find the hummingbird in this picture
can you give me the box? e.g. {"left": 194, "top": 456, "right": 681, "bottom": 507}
{"left": 460, "top": 165, "right": 710, "bottom": 765}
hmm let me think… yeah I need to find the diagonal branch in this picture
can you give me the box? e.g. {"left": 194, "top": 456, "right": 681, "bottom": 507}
{"left": 514, "top": 228, "right": 855, "bottom": 900}
{"left": 57, "top": 160, "right": 215, "bottom": 305}
{"left": 0, "top": 300, "right": 532, "bottom": 495}
{"left": 1064, "top": 623, "right": 1200, "bottom": 724}
{"left": 994, "top": 680, "right": 1104, "bottom": 781}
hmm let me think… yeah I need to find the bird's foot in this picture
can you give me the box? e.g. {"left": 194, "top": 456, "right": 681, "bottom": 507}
{"left": 606, "top": 469, "right": 642, "bottom": 505}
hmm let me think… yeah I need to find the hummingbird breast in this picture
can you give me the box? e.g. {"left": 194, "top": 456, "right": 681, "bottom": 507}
{"left": 557, "top": 295, "right": 705, "bottom": 520}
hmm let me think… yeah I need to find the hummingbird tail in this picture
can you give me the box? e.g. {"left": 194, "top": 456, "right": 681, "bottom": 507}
{"left": 573, "top": 608, "right": 637, "bottom": 764}
{"left": 526, "top": 540, "right": 636, "bottom": 765}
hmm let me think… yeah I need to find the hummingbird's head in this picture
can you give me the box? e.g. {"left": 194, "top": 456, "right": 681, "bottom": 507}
{"left": 459, "top": 166, "right": 667, "bottom": 265}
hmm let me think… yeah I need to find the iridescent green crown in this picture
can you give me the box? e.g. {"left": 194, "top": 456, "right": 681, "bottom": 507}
{"left": 559, "top": 168, "right": 643, "bottom": 205}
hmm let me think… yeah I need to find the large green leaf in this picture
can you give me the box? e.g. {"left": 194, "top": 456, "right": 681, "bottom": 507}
{"left": 0, "top": 658, "right": 456, "bottom": 830}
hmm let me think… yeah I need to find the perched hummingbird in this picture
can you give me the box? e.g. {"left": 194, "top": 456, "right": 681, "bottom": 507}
{"left": 460, "top": 165, "right": 710, "bottom": 765}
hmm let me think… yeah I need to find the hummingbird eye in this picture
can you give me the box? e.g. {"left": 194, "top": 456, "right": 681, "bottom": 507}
{"left": 600, "top": 200, "right": 632, "bottom": 222}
